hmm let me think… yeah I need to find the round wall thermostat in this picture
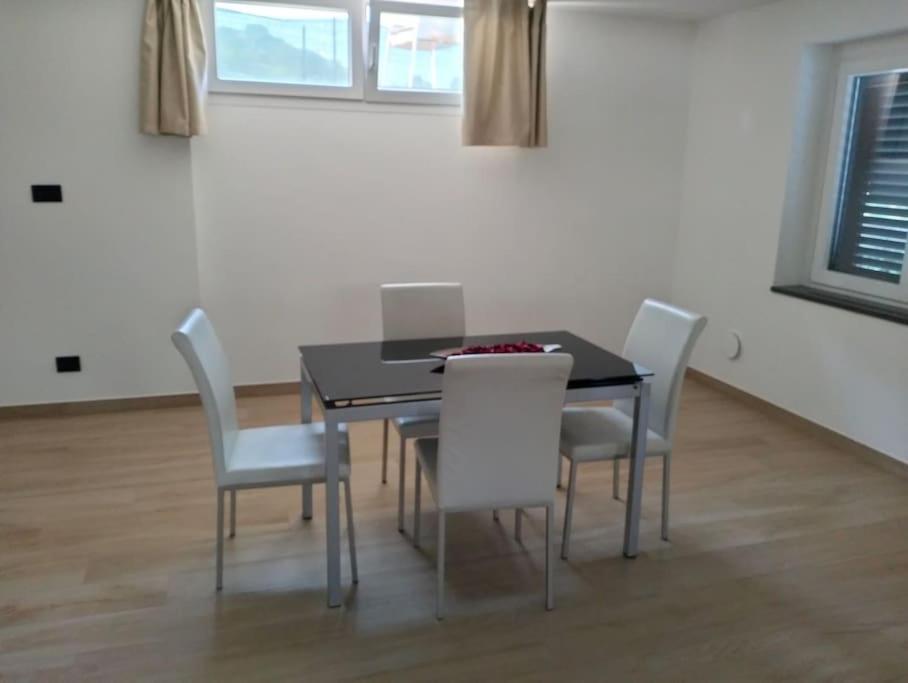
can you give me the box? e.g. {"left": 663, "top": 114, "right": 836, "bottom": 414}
{"left": 725, "top": 330, "right": 742, "bottom": 360}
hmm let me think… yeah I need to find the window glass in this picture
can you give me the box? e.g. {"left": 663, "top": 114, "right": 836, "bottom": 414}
{"left": 214, "top": 2, "right": 351, "bottom": 88}
{"left": 376, "top": 12, "right": 463, "bottom": 94}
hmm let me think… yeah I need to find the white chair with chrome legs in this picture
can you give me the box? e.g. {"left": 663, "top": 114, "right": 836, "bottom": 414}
{"left": 379, "top": 283, "right": 465, "bottom": 534}
{"left": 412, "top": 353, "right": 573, "bottom": 619}
{"left": 559, "top": 299, "right": 706, "bottom": 558}
{"left": 172, "top": 308, "right": 358, "bottom": 590}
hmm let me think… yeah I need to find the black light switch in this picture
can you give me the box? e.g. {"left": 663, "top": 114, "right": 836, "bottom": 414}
{"left": 55, "top": 356, "right": 81, "bottom": 373}
{"left": 32, "top": 185, "right": 63, "bottom": 203}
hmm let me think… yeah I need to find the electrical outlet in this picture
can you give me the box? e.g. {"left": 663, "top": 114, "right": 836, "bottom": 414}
{"left": 725, "top": 331, "right": 743, "bottom": 360}
{"left": 32, "top": 185, "right": 63, "bottom": 203}
{"left": 55, "top": 356, "right": 81, "bottom": 373}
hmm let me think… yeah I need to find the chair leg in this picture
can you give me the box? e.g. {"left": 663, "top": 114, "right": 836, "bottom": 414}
{"left": 436, "top": 511, "right": 446, "bottom": 620}
{"left": 561, "top": 460, "right": 578, "bottom": 560}
{"left": 545, "top": 503, "right": 555, "bottom": 610}
{"left": 515, "top": 508, "right": 523, "bottom": 543}
{"left": 413, "top": 459, "right": 422, "bottom": 548}
{"left": 612, "top": 459, "right": 620, "bottom": 501}
{"left": 216, "top": 489, "right": 225, "bottom": 591}
{"left": 557, "top": 455, "right": 563, "bottom": 489}
{"left": 302, "top": 483, "right": 313, "bottom": 521}
{"left": 381, "top": 419, "right": 389, "bottom": 484}
{"left": 229, "top": 490, "right": 236, "bottom": 538}
{"left": 661, "top": 453, "right": 671, "bottom": 542}
{"left": 344, "top": 479, "right": 359, "bottom": 584}
{"left": 397, "top": 436, "right": 407, "bottom": 533}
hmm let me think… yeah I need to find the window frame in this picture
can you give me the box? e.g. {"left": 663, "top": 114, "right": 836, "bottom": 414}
{"left": 364, "top": 0, "right": 463, "bottom": 106}
{"left": 206, "top": 0, "right": 366, "bottom": 100}
{"left": 810, "top": 50, "right": 908, "bottom": 306}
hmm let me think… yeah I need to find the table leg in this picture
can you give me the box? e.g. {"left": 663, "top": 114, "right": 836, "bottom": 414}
{"left": 300, "top": 357, "right": 313, "bottom": 424}
{"left": 300, "top": 357, "right": 313, "bottom": 520}
{"left": 623, "top": 381, "right": 650, "bottom": 558}
{"left": 324, "top": 411, "right": 343, "bottom": 607}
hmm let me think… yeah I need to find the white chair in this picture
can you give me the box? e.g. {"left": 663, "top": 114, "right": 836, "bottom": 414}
{"left": 412, "top": 353, "right": 573, "bottom": 619}
{"left": 172, "top": 308, "right": 358, "bottom": 590}
{"left": 379, "top": 282, "right": 465, "bottom": 534}
{"left": 558, "top": 299, "right": 706, "bottom": 557}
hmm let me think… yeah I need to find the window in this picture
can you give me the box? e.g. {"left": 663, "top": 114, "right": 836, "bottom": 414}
{"left": 210, "top": 0, "right": 364, "bottom": 98}
{"left": 365, "top": 1, "right": 463, "bottom": 105}
{"left": 208, "top": 0, "right": 463, "bottom": 105}
{"left": 811, "top": 51, "right": 908, "bottom": 305}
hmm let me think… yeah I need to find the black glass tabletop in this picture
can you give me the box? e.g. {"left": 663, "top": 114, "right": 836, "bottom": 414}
{"left": 299, "top": 331, "right": 651, "bottom": 407}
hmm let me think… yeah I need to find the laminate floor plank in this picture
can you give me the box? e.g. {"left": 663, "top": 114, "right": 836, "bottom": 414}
{"left": 1, "top": 380, "right": 907, "bottom": 681}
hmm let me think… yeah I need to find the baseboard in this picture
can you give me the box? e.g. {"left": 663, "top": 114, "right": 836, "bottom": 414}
{"left": 235, "top": 382, "right": 300, "bottom": 398}
{"left": 687, "top": 368, "right": 908, "bottom": 481}
{"left": 5, "top": 373, "right": 905, "bottom": 482}
{"left": 0, "top": 381, "right": 300, "bottom": 420}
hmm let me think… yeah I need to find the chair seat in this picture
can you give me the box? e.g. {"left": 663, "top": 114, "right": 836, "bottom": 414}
{"left": 560, "top": 407, "right": 670, "bottom": 462}
{"left": 393, "top": 415, "right": 440, "bottom": 440}
{"left": 223, "top": 423, "right": 351, "bottom": 487}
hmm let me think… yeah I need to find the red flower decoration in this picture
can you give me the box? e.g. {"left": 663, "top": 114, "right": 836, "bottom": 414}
{"left": 455, "top": 341, "right": 545, "bottom": 355}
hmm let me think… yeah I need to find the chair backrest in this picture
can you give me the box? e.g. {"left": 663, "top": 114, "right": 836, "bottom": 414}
{"left": 171, "top": 308, "right": 238, "bottom": 485}
{"left": 616, "top": 299, "right": 707, "bottom": 443}
{"left": 435, "top": 353, "right": 573, "bottom": 511}
{"left": 381, "top": 282, "right": 465, "bottom": 341}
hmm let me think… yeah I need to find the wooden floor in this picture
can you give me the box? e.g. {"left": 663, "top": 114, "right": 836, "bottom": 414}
{"left": 2, "top": 379, "right": 908, "bottom": 682}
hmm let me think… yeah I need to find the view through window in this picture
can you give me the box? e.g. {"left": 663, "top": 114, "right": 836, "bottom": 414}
{"left": 214, "top": 2, "right": 352, "bottom": 87}
{"left": 376, "top": 11, "right": 462, "bottom": 94}
{"left": 211, "top": 1, "right": 464, "bottom": 103}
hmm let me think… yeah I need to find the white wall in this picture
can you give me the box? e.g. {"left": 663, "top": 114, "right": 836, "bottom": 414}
{"left": 0, "top": 0, "right": 201, "bottom": 406}
{"left": 191, "top": 10, "right": 696, "bottom": 385}
{"left": 672, "top": 0, "right": 908, "bottom": 462}
{"left": 0, "top": 3, "right": 695, "bottom": 406}
{"left": 3, "top": 0, "right": 903, "bottom": 470}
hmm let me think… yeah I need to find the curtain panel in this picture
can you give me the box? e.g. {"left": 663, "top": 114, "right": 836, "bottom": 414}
{"left": 140, "top": 0, "right": 207, "bottom": 137}
{"left": 462, "top": 0, "right": 547, "bottom": 147}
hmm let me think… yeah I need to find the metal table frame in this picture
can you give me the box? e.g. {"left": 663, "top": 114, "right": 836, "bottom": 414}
{"left": 299, "top": 353, "right": 651, "bottom": 608}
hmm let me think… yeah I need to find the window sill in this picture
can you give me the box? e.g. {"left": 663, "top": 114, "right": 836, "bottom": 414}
{"left": 771, "top": 285, "right": 908, "bottom": 326}
{"left": 207, "top": 91, "right": 462, "bottom": 117}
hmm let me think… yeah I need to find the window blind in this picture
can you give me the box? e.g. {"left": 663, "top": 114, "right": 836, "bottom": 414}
{"left": 830, "top": 71, "right": 908, "bottom": 283}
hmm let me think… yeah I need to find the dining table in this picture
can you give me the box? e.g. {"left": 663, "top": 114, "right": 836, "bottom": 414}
{"left": 298, "top": 330, "right": 653, "bottom": 608}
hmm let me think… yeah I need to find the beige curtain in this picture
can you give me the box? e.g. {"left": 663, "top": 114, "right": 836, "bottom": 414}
{"left": 140, "top": 0, "right": 207, "bottom": 137}
{"left": 462, "top": 0, "right": 547, "bottom": 147}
